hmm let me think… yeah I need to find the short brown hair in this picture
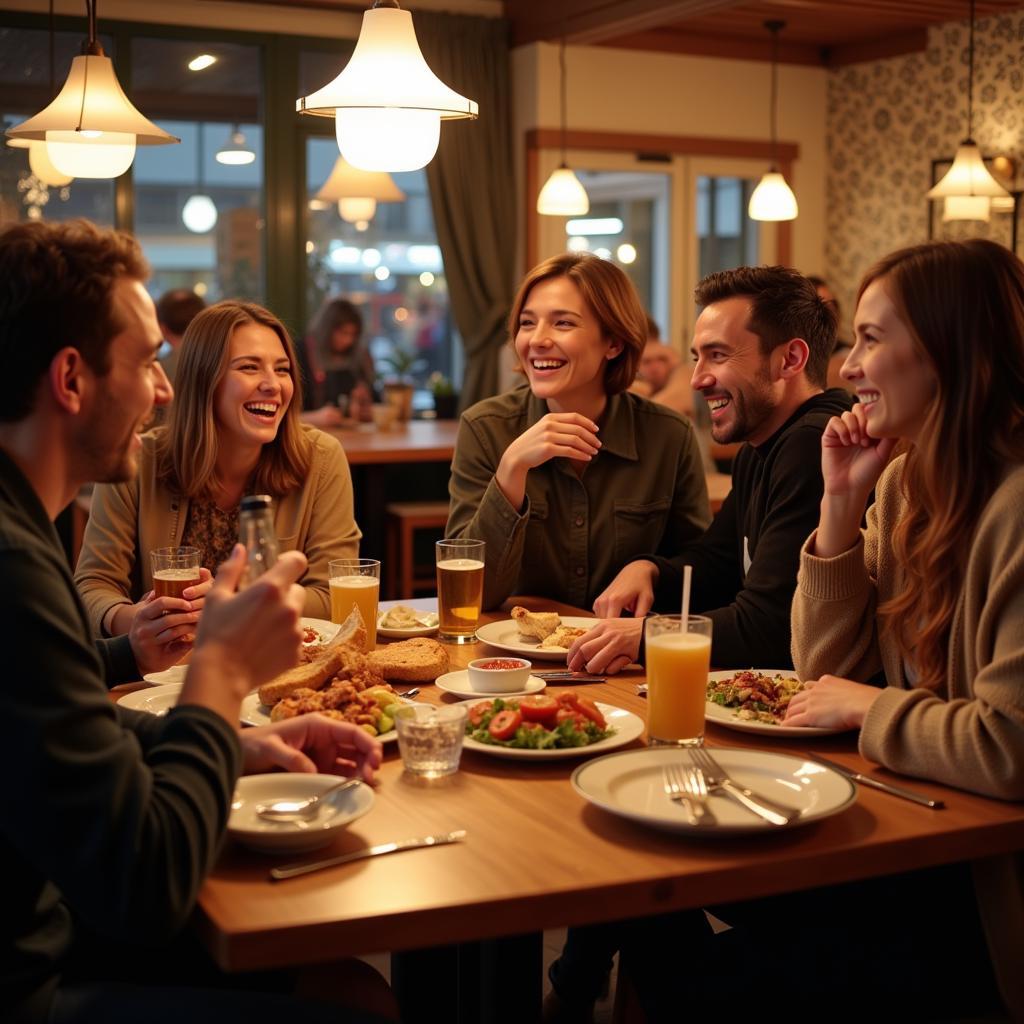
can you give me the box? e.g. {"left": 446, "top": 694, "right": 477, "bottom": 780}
{"left": 0, "top": 219, "right": 148, "bottom": 422}
{"left": 694, "top": 266, "right": 836, "bottom": 388}
{"left": 155, "top": 288, "right": 206, "bottom": 337}
{"left": 156, "top": 300, "right": 311, "bottom": 499}
{"left": 508, "top": 252, "right": 646, "bottom": 395}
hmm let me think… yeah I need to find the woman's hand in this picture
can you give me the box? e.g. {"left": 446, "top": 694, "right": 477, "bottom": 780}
{"left": 241, "top": 714, "right": 383, "bottom": 783}
{"left": 782, "top": 674, "right": 882, "bottom": 730}
{"left": 567, "top": 618, "right": 644, "bottom": 675}
{"left": 593, "top": 560, "right": 659, "bottom": 618}
{"left": 495, "top": 413, "right": 601, "bottom": 509}
{"left": 821, "top": 404, "right": 897, "bottom": 502}
{"left": 127, "top": 568, "right": 213, "bottom": 676}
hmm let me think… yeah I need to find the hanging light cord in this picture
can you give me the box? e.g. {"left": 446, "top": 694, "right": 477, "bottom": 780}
{"left": 559, "top": 37, "right": 568, "bottom": 167}
{"left": 967, "top": 0, "right": 975, "bottom": 139}
{"left": 766, "top": 20, "right": 784, "bottom": 170}
{"left": 86, "top": 0, "right": 97, "bottom": 49}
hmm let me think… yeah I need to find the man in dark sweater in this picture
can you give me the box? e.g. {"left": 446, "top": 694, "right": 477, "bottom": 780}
{"left": 566, "top": 265, "right": 854, "bottom": 675}
{"left": 0, "top": 220, "right": 384, "bottom": 1024}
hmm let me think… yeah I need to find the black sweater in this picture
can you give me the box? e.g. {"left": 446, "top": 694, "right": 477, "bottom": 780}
{"left": 0, "top": 449, "right": 241, "bottom": 1023}
{"left": 646, "top": 388, "right": 855, "bottom": 668}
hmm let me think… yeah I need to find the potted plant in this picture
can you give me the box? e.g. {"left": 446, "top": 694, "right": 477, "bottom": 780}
{"left": 378, "top": 343, "right": 424, "bottom": 422}
{"left": 428, "top": 372, "right": 459, "bottom": 420}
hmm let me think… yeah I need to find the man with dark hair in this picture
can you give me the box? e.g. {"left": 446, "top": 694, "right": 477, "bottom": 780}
{"left": 566, "top": 264, "right": 854, "bottom": 675}
{"left": 155, "top": 287, "right": 206, "bottom": 386}
{"left": 0, "top": 219, "right": 386, "bottom": 1023}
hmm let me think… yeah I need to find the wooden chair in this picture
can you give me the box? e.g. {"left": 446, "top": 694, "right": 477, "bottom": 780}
{"left": 384, "top": 501, "right": 450, "bottom": 599}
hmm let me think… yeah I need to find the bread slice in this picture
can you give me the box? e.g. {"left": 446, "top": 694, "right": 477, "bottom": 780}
{"left": 367, "top": 637, "right": 450, "bottom": 682}
{"left": 258, "top": 646, "right": 348, "bottom": 706}
{"left": 511, "top": 605, "right": 561, "bottom": 641}
{"left": 540, "top": 625, "right": 587, "bottom": 650}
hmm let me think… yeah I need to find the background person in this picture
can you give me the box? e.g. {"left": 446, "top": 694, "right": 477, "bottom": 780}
{"left": 75, "top": 300, "right": 360, "bottom": 661}
{"left": 0, "top": 219, "right": 388, "bottom": 1024}
{"left": 155, "top": 287, "right": 207, "bottom": 387}
{"left": 446, "top": 251, "right": 709, "bottom": 611}
{"left": 808, "top": 274, "right": 854, "bottom": 392}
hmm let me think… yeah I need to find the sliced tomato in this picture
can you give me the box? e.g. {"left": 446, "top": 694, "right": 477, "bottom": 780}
{"left": 556, "top": 707, "right": 588, "bottom": 729}
{"left": 519, "top": 694, "right": 559, "bottom": 725}
{"left": 488, "top": 708, "right": 523, "bottom": 741}
{"left": 468, "top": 702, "right": 489, "bottom": 728}
{"left": 574, "top": 696, "right": 606, "bottom": 729}
{"left": 556, "top": 691, "right": 580, "bottom": 708}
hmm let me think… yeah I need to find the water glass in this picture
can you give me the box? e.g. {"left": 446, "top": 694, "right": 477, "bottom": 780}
{"left": 394, "top": 704, "right": 467, "bottom": 778}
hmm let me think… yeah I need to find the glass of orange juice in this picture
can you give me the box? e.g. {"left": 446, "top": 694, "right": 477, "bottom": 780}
{"left": 329, "top": 558, "right": 381, "bottom": 648}
{"left": 645, "top": 614, "right": 712, "bottom": 746}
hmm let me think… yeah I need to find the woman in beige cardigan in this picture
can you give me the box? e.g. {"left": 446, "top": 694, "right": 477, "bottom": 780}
{"left": 75, "top": 301, "right": 360, "bottom": 666}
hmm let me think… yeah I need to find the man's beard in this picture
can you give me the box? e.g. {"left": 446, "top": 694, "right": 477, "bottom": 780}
{"left": 76, "top": 393, "right": 141, "bottom": 484}
{"left": 709, "top": 372, "right": 776, "bottom": 445}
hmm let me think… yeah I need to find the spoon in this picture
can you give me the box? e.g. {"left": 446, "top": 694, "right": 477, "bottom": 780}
{"left": 255, "top": 778, "right": 362, "bottom": 823}
{"left": 399, "top": 688, "right": 420, "bottom": 698}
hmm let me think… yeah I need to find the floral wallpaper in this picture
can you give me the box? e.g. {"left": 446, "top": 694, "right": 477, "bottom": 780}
{"left": 825, "top": 11, "right": 1024, "bottom": 318}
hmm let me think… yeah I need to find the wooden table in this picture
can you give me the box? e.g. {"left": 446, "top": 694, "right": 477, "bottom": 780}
{"left": 193, "top": 598, "right": 1024, "bottom": 1020}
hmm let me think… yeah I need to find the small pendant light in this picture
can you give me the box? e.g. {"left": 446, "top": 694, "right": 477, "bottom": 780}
{"left": 315, "top": 155, "right": 406, "bottom": 225}
{"left": 216, "top": 125, "right": 256, "bottom": 166}
{"left": 537, "top": 38, "right": 589, "bottom": 217}
{"left": 748, "top": 20, "right": 798, "bottom": 223}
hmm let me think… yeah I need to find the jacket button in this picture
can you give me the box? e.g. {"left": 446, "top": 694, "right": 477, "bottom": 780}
{"left": 574, "top": 516, "right": 584, "bottom": 527}
{"left": 575, "top": 566, "right": 585, "bottom": 577}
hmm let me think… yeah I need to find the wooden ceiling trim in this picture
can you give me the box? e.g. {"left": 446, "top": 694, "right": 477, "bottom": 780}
{"left": 824, "top": 27, "right": 929, "bottom": 67}
{"left": 527, "top": 127, "right": 800, "bottom": 162}
{"left": 592, "top": 30, "right": 825, "bottom": 65}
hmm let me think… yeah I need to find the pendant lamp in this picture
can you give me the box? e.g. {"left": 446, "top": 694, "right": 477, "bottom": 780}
{"left": 748, "top": 20, "right": 798, "bottom": 223}
{"left": 296, "top": 0, "right": 477, "bottom": 173}
{"left": 315, "top": 155, "right": 406, "bottom": 225}
{"left": 182, "top": 125, "right": 217, "bottom": 234}
{"left": 537, "top": 38, "right": 589, "bottom": 217}
{"left": 216, "top": 125, "right": 255, "bottom": 166}
{"left": 5, "top": 0, "right": 177, "bottom": 178}
{"left": 926, "top": 0, "right": 1009, "bottom": 218}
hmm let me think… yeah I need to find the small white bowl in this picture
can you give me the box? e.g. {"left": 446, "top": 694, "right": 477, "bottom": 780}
{"left": 467, "top": 656, "right": 532, "bottom": 694}
{"left": 229, "top": 774, "right": 374, "bottom": 854}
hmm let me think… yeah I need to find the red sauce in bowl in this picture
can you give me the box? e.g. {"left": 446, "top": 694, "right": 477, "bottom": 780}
{"left": 476, "top": 658, "right": 528, "bottom": 671}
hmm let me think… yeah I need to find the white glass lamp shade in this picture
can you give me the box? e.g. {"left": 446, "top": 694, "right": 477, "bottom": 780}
{"left": 927, "top": 141, "right": 1011, "bottom": 199}
{"left": 315, "top": 155, "right": 407, "bottom": 203}
{"left": 182, "top": 194, "right": 218, "bottom": 233}
{"left": 297, "top": 6, "right": 477, "bottom": 172}
{"left": 6, "top": 54, "right": 177, "bottom": 178}
{"left": 537, "top": 166, "right": 590, "bottom": 216}
{"left": 216, "top": 130, "right": 255, "bottom": 166}
{"left": 25, "top": 140, "right": 73, "bottom": 186}
{"left": 942, "top": 195, "right": 991, "bottom": 222}
{"left": 748, "top": 170, "right": 798, "bottom": 221}
{"left": 339, "top": 197, "right": 377, "bottom": 222}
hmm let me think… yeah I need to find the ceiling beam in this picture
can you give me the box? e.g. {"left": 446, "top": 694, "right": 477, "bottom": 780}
{"left": 592, "top": 30, "right": 825, "bottom": 65}
{"left": 509, "top": 0, "right": 746, "bottom": 46}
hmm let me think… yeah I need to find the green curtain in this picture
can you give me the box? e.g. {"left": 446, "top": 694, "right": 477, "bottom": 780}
{"left": 416, "top": 13, "right": 516, "bottom": 410}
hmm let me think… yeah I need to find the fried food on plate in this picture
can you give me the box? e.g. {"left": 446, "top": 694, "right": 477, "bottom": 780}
{"left": 367, "top": 637, "right": 449, "bottom": 682}
{"left": 511, "top": 605, "right": 560, "bottom": 641}
{"left": 540, "top": 625, "right": 587, "bottom": 650}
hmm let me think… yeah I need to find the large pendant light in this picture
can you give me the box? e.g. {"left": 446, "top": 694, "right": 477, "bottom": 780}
{"left": 926, "top": 0, "right": 1010, "bottom": 219}
{"left": 315, "top": 155, "right": 406, "bottom": 225}
{"left": 537, "top": 38, "right": 589, "bottom": 217}
{"left": 748, "top": 20, "right": 798, "bottom": 223}
{"left": 5, "top": 0, "right": 177, "bottom": 178}
{"left": 296, "top": 0, "right": 477, "bottom": 173}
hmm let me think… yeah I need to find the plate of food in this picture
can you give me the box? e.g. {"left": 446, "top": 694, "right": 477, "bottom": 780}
{"left": 475, "top": 606, "right": 595, "bottom": 662}
{"left": 571, "top": 747, "right": 856, "bottom": 835}
{"left": 377, "top": 603, "right": 440, "bottom": 639}
{"left": 117, "top": 682, "right": 182, "bottom": 716}
{"left": 704, "top": 669, "right": 850, "bottom": 737}
{"left": 461, "top": 694, "right": 644, "bottom": 760}
{"left": 435, "top": 669, "right": 547, "bottom": 700}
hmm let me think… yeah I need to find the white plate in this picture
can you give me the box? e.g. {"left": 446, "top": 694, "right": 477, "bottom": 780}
{"left": 475, "top": 616, "right": 596, "bottom": 662}
{"left": 240, "top": 692, "right": 409, "bottom": 741}
{"left": 704, "top": 669, "right": 849, "bottom": 737}
{"left": 572, "top": 746, "right": 856, "bottom": 835}
{"left": 435, "top": 670, "right": 546, "bottom": 700}
{"left": 229, "top": 774, "right": 374, "bottom": 854}
{"left": 462, "top": 700, "right": 644, "bottom": 760}
{"left": 377, "top": 602, "right": 440, "bottom": 639}
{"left": 117, "top": 682, "right": 182, "bottom": 716}
{"left": 141, "top": 617, "right": 339, "bottom": 687}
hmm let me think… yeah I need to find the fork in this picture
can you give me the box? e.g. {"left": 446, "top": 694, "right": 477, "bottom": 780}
{"left": 662, "top": 764, "right": 700, "bottom": 826}
{"left": 682, "top": 764, "right": 716, "bottom": 825}
{"left": 688, "top": 747, "right": 800, "bottom": 826}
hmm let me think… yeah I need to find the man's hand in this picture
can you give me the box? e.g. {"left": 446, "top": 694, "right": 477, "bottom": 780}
{"left": 566, "top": 618, "right": 644, "bottom": 675}
{"left": 241, "top": 714, "right": 383, "bottom": 783}
{"left": 782, "top": 674, "right": 882, "bottom": 730}
{"left": 593, "top": 561, "right": 659, "bottom": 618}
{"left": 128, "top": 568, "right": 213, "bottom": 676}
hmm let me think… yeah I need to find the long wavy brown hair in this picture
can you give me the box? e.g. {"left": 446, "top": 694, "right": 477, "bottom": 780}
{"left": 155, "top": 300, "right": 311, "bottom": 499}
{"left": 861, "top": 240, "right": 1024, "bottom": 688}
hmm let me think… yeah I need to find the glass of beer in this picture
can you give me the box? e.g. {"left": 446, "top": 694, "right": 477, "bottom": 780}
{"left": 329, "top": 558, "right": 381, "bottom": 648}
{"left": 645, "top": 614, "right": 712, "bottom": 746}
{"left": 150, "top": 546, "right": 201, "bottom": 600}
{"left": 435, "top": 539, "right": 484, "bottom": 644}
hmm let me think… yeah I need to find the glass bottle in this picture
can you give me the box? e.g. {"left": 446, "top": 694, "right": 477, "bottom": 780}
{"left": 238, "top": 494, "right": 278, "bottom": 586}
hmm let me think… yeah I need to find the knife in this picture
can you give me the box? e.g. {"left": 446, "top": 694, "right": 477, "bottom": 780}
{"left": 534, "top": 671, "right": 606, "bottom": 683}
{"left": 270, "top": 830, "right": 467, "bottom": 881}
{"left": 807, "top": 754, "right": 945, "bottom": 809}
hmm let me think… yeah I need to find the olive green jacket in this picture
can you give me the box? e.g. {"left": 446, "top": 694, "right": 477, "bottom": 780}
{"left": 75, "top": 425, "right": 361, "bottom": 634}
{"left": 447, "top": 387, "right": 710, "bottom": 610}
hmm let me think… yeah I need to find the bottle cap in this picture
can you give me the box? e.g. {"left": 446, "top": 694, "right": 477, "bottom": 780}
{"left": 240, "top": 494, "right": 273, "bottom": 513}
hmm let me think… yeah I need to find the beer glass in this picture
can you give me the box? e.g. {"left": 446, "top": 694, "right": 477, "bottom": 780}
{"left": 435, "top": 539, "right": 485, "bottom": 644}
{"left": 645, "top": 614, "right": 712, "bottom": 746}
{"left": 329, "top": 558, "right": 381, "bottom": 648}
{"left": 150, "top": 546, "right": 201, "bottom": 600}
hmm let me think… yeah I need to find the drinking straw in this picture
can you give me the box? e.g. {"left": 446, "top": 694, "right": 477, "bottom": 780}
{"left": 680, "top": 564, "right": 692, "bottom": 632}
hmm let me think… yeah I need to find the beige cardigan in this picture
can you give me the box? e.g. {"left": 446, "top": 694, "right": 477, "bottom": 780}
{"left": 793, "top": 455, "right": 1024, "bottom": 1018}
{"left": 75, "top": 426, "right": 361, "bottom": 633}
